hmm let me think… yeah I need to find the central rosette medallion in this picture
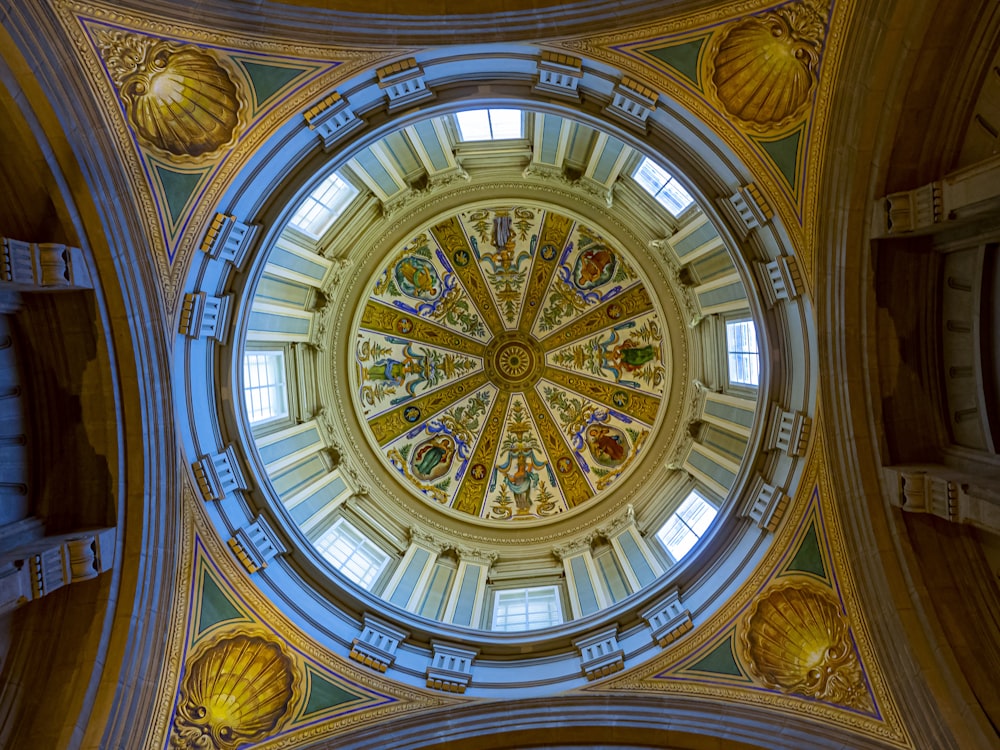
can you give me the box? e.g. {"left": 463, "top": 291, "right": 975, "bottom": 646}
{"left": 485, "top": 333, "right": 543, "bottom": 389}
{"left": 352, "top": 204, "right": 669, "bottom": 523}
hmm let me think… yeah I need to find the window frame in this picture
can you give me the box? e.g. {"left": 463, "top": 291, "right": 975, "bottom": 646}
{"left": 243, "top": 348, "right": 290, "bottom": 426}
{"left": 287, "top": 170, "right": 360, "bottom": 241}
{"left": 454, "top": 108, "right": 525, "bottom": 142}
{"left": 489, "top": 584, "right": 566, "bottom": 633}
{"left": 630, "top": 156, "right": 695, "bottom": 217}
{"left": 313, "top": 517, "right": 392, "bottom": 591}
{"left": 724, "top": 316, "right": 761, "bottom": 389}
{"left": 654, "top": 489, "right": 719, "bottom": 564}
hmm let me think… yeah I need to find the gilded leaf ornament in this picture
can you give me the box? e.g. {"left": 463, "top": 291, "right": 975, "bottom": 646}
{"left": 94, "top": 28, "right": 248, "bottom": 161}
{"left": 706, "top": 0, "right": 828, "bottom": 133}
{"left": 739, "top": 580, "right": 874, "bottom": 713}
{"left": 169, "top": 633, "right": 298, "bottom": 749}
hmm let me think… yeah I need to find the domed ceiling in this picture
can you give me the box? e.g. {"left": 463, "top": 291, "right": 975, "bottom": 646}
{"left": 352, "top": 204, "right": 669, "bottom": 523}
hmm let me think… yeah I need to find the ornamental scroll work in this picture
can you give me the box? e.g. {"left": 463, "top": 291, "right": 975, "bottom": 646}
{"left": 94, "top": 28, "right": 250, "bottom": 162}
{"left": 350, "top": 204, "right": 670, "bottom": 524}
{"left": 739, "top": 580, "right": 874, "bottom": 713}
{"left": 706, "top": 0, "right": 829, "bottom": 134}
{"left": 170, "top": 632, "right": 299, "bottom": 750}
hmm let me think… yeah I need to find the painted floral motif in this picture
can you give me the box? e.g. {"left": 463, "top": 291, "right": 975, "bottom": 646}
{"left": 355, "top": 206, "right": 668, "bottom": 522}
{"left": 546, "top": 312, "right": 666, "bottom": 394}
{"left": 487, "top": 397, "right": 562, "bottom": 519}
{"left": 385, "top": 387, "right": 496, "bottom": 504}
{"left": 355, "top": 334, "right": 481, "bottom": 417}
{"left": 463, "top": 207, "right": 538, "bottom": 326}
{"left": 372, "top": 235, "right": 487, "bottom": 340}
{"left": 533, "top": 225, "right": 638, "bottom": 336}
{"left": 539, "top": 381, "right": 649, "bottom": 491}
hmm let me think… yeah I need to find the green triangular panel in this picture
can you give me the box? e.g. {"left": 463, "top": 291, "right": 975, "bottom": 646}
{"left": 240, "top": 60, "right": 303, "bottom": 104}
{"left": 645, "top": 36, "right": 707, "bottom": 88}
{"left": 685, "top": 632, "right": 748, "bottom": 679}
{"left": 232, "top": 58, "right": 310, "bottom": 113}
{"left": 785, "top": 523, "right": 828, "bottom": 580}
{"left": 755, "top": 127, "right": 803, "bottom": 191}
{"left": 298, "top": 664, "right": 370, "bottom": 721}
{"left": 148, "top": 160, "right": 212, "bottom": 234}
{"left": 230, "top": 56, "right": 334, "bottom": 116}
{"left": 196, "top": 568, "right": 247, "bottom": 637}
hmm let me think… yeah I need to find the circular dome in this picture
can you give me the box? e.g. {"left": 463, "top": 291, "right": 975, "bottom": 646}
{"left": 351, "top": 204, "right": 669, "bottom": 524}
{"left": 178, "top": 50, "right": 814, "bottom": 696}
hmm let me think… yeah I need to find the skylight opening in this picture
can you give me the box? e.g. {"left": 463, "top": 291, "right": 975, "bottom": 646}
{"left": 656, "top": 490, "right": 718, "bottom": 561}
{"left": 726, "top": 319, "right": 760, "bottom": 387}
{"left": 314, "top": 518, "right": 390, "bottom": 590}
{"left": 455, "top": 108, "right": 523, "bottom": 141}
{"left": 632, "top": 157, "right": 694, "bottom": 215}
{"left": 288, "top": 171, "right": 358, "bottom": 239}
{"left": 492, "top": 586, "right": 563, "bottom": 632}
{"left": 243, "top": 351, "right": 288, "bottom": 424}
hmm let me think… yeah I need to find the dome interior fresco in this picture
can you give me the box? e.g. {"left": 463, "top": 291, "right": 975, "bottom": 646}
{"left": 353, "top": 204, "right": 669, "bottom": 523}
{"left": 238, "top": 103, "right": 754, "bottom": 637}
{"left": 5, "top": 0, "right": 999, "bottom": 748}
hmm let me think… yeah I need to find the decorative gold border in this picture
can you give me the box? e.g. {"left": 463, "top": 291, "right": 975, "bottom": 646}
{"left": 577, "top": 408, "right": 913, "bottom": 748}
{"left": 142, "top": 474, "right": 469, "bottom": 750}
{"left": 50, "top": 0, "right": 408, "bottom": 315}
{"left": 548, "top": 0, "right": 857, "bottom": 291}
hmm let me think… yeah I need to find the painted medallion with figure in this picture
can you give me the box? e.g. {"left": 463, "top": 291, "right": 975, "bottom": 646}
{"left": 352, "top": 204, "right": 669, "bottom": 524}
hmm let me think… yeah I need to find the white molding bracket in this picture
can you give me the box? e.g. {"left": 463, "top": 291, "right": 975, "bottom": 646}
{"left": 756, "top": 256, "right": 802, "bottom": 307}
{"left": 192, "top": 446, "right": 248, "bottom": 502}
{"left": 303, "top": 92, "right": 364, "bottom": 148}
{"left": 641, "top": 589, "right": 693, "bottom": 647}
{"left": 178, "top": 292, "right": 232, "bottom": 342}
{"left": 605, "top": 77, "right": 657, "bottom": 130}
{"left": 534, "top": 50, "right": 583, "bottom": 100}
{"left": 426, "top": 641, "right": 477, "bottom": 693}
{"left": 574, "top": 626, "right": 625, "bottom": 680}
{"left": 741, "top": 475, "right": 790, "bottom": 532}
{"left": 727, "top": 182, "right": 773, "bottom": 233}
{"left": 377, "top": 58, "right": 434, "bottom": 110}
{"left": 350, "top": 613, "right": 409, "bottom": 673}
{"left": 764, "top": 404, "right": 811, "bottom": 457}
{"left": 200, "top": 213, "right": 257, "bottom": 269}
{"left": 228, "top": 515, "right": 286, "bottom": 574}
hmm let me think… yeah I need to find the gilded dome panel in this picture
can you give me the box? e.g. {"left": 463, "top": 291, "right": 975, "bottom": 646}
{"left": 351, "top": 204, "right": 669, "bottom": 524}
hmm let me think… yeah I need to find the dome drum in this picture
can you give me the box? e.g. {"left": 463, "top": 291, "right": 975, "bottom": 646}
{"left": 180, "top": 54, "right": 816, "bottom": 696}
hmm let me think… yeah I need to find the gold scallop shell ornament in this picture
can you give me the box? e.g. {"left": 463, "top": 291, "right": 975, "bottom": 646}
{"left": 707, "top": 2, "right": 827, "bottom": 133}
{"left": 95, "top": 29, "right": 248, "bottom": 161}
{"left": 740, "top": 582, "right": 874, "bottom": 712}
{"left": 170, "top": 633, "right": 298, "bottom": 749}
